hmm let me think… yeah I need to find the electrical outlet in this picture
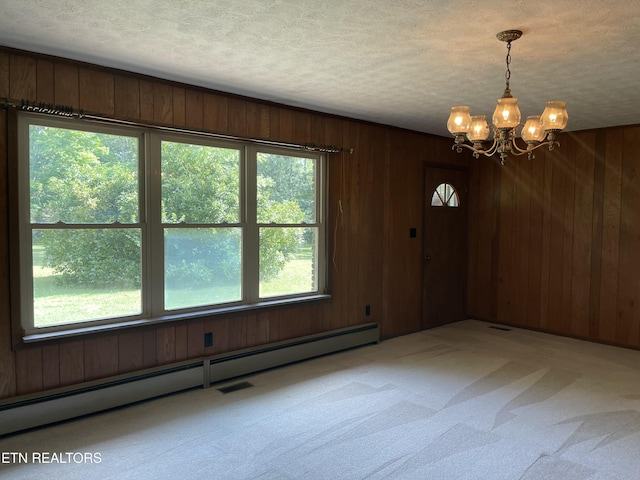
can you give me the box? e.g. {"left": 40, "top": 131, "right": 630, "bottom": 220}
{"left": 204, "top": 332, "right": 213, "bottom": 348}
{"left": 409, "top": 227, "right": 417, "bottom": 238}
{"left": 365, "top": 305, "right": 371, "bottom": 316}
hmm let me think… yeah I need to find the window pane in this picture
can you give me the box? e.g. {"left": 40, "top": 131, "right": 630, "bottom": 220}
{"left": 32, "top": 229, "right": 142, "bottom": 327}
{"left": 165, "top": 228, "right": 242, "bottom": 310}
{"left": 259, "top": 227, "right": 317, "bottom": 298}
{"left": 29, "top": 125, "right": 139, "bottom": 224}
{"left": 431, "top": 183, "right": 459, "bottom": 207}
{"left": 161, "top": 141, "right": 240, "bottom": 224}
{"left": 257, "top": 153, "right": 316, "bottom": 224}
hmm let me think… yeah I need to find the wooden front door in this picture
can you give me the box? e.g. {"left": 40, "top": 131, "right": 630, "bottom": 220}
{"left": 422, "top": 166, "right": 468, "bottom": 329}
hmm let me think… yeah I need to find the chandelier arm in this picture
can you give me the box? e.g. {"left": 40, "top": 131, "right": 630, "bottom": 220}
{"left": 465, "top": 136, "right": 500, "bottom": 157}
{"left": 452, "top": 142, "right": 497, "bottom": 157}
{"left": 531, "top": 140, "right": 560, "bottom": 153}
{"left": 511, "top": 139, "right": 562, "bottom": 157}
{"left": 510, "top": 137, "right": 531, "bottom": 155}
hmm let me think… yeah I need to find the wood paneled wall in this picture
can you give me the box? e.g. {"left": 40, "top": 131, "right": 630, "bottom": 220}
{"left": 4, "top": 48, "right": 638, "bottom": 403}
{"left": 468, "top": 126, "right": 640, "bottom": 348}
{"left": 0, "top": 47, "right": 465, "bottom": 399}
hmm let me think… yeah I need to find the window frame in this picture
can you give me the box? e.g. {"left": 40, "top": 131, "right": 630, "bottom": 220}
{"left": 250, "top": 145, "right": 327, "bottom": 300}
{"left": 12, "top": 112, "right": 330, "bottom": 343}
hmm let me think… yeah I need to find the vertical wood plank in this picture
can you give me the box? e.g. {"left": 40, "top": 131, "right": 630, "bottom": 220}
{"left": 358, "top": 124, "right": 383, "bottom": 330}
{"left": 79, "top": 68, "right": 114, "bottom": 114}
{"left": 245, "top": 102, "right": 259, "bottom": 139}
{"left": 187, "top": 320, "right": 205, "bottom": 358}
{"left": 228, "top": 316, "right": 248, "bottom": 351}
{"left": 264, "top": 310, "right": 280, "bottom": 343}
{"left": 310, "top": 114, "right": 325, "bottom": 146}
{"left": 278, "top": 108, "right": 293, "bottom": 142}
{"left": 527, "top": 154, "right": 544, "bottom": 328}
{"left": 156, "top": 326, "right": 176, "bottom": 365}
{"left": 42, "top": 344, "right": 60, "bottom": 390}
{"left": 15, "top": 348, "right": 43, "bottom": 395}
{"left": 9, "top": 54, "right": 37, "bottom": 100}
{"left": 547, "top": 152, "right": 567, "bottom": 331}
{"left": 466, "top": 157, "right": 480, "bottom": 316}
{"left": 246, "top": 103, "right": 272, "bottom": 140}
{"left": 53, "top": 63, "right": 79, "bottom": 109}
{"left": 269, "top": 107, "right": 281, "bottom": 140}
{"left": 84, "top": 336, "right": 118, "bottom": 381}
{"left": 588, "top": 130, "right": 606, "bottom": 338}
{"left": 153, "top": 83, "right": 173, "bottom": 124}
{"left": 538, "top": 151, "right": 554, "bottom": 329}
{"left": 570, "top": 132, "right": 595, "bottom": 337}
{"left": 118, "top": 331, "right": 144, "bottom": 373}
{"left": 0, "top": 50, "right": 9, "bottom": 97}
{"left": 0, "top": 93, "right": 16, "bottom": 398}
{"left": 560, "top": 140, "right": 576, "bottom": 334}
{"left": 185, "top": 89, "right": 203, "bottom": 130}
{"left": 246, "top": 312, "right": 269, "bottom": 347}
{"left": 203, "top": 92, "right": 228, "bottom": 133}
{"left": 599, "top": 129, "right": 623, "bottom": 342}
{"left": 260, "top": 104, "right": 272, "bottom": 139}
{"left": 139, "top": 80, "right": 154, "bottom": 122}
{"left": 228, "top": 98, "right": 247, "bottom": 136}
{"left": 59, "top": 341, "right": 85, "bottom": 386}
{"left": 497, "top": 165, "right": 516, "bottom": 323}
{"left": 175, "top": 324, "right": 189, "bottom": 361}
{"left": 616, "top": 126, "right": 640, "bottom": 345}
{"left": 142, "top": 329, "right": 157, "bottom": 368}
{"left": 277, "top": 308, "right": 294, "bottom": 340}
{"left": 36, "top": 59, "right": 54, "bottom": 103}
{"left": 114, "top": 75, "right": 140, "bottom": 119}
{"left": 514, "top": 160, "right": 531, "bottom": 326}
{"left": 292, "top": 111, "right": 312, "bottom": 145}
{"left": 489, "top": 162, "right": 502, "bottom": 320}
{"left": 172, "top": 86, "right": 186, "bottom": 127}
{"left": 343, "top": 121, "right": 359, "bottom": 331}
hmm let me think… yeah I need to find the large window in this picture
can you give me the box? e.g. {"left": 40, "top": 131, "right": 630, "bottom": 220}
{"left": 16, "top": 114, "right": 327, "bottom": 337}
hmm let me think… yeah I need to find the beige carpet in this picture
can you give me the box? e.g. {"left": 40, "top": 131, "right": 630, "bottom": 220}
{"left": 2, "top": 320, "right": 640, "bottom": 479}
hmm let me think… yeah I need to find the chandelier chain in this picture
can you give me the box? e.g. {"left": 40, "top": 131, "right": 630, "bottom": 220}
{"left": 505, "top": 40, "right": 512, "bottom": 93}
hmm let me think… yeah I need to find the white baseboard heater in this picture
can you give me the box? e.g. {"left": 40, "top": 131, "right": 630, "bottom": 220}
{"left": 0, "top": 322, "right": 379, "bottom": 436}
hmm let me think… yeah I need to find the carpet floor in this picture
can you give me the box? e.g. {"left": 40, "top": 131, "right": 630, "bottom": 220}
{"left": 2, "top": 320, "right": 640, "bottom": 479}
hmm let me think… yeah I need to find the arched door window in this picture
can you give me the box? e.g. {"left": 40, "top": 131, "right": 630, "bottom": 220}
{"left": 431, "top": 183, "right": 459, "bottom": 207}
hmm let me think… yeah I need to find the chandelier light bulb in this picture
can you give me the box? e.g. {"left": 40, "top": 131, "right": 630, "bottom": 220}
{"left": 522, "top": 115, "right": 546, "bottom": 143}
{"left": 493, "top": 97, "right": 521, "bottom": 129}
{"left": 447, "top": 106, "right": 471, "bottom": 135}
{"left": 467, "top": 115, "right": 490, "bottom": 142}
{"left": 541, "top": 100, "right": 569, "bottom": 131}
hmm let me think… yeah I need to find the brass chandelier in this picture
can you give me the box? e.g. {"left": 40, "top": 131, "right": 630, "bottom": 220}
{"left": 446, "top": 30, "right": 568, "bottom": 165}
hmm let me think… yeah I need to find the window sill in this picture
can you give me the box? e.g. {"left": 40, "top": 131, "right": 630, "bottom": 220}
{"left": 21, "top": 294, "right": 332, "bottom": 345}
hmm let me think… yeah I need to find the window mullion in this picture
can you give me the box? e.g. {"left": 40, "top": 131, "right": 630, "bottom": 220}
{"left": 146, "top": 132, "right": 164, "bottom": 317}
{"left": 244, "top": 146, "right": 258, "bottom": 303}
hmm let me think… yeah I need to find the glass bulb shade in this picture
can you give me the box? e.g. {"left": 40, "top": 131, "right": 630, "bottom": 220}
{"left": 492, "top": 97, "right": 521, "bottom": 129}
{"left": 467, "top": 115, "right": 490, "bottom": 142}
{"left": 447, "top": 106, "right": 471, "bottom": 135}
{"left": 522, "top": 115, "right": 546, "bottom": 142}
{"left": 541, "top": 100, "right": 568, "bottom": 131}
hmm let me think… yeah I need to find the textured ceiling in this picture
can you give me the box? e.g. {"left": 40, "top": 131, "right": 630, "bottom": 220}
{"left": 1, "top": 0, "right": 640, "bottom": 137}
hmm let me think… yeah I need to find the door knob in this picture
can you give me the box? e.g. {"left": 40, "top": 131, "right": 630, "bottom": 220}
{"left": 425, "top": 255, "right": 431, "bottom": 262}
